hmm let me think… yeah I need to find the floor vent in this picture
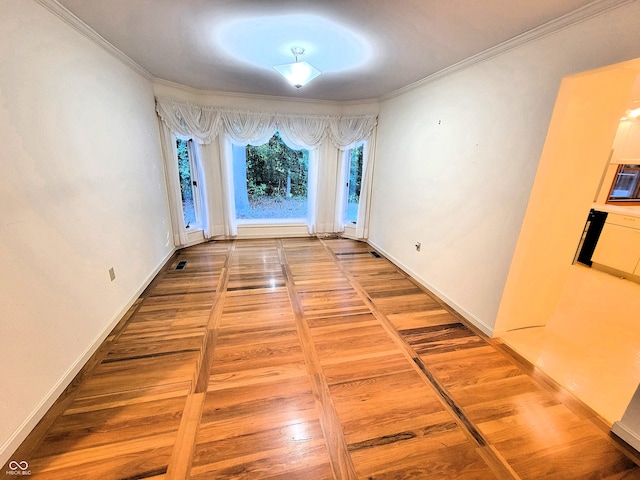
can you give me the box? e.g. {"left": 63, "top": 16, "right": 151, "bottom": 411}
{"left": 175, "top": 260, "right": 188, "bottom": 270}
{"left": 370, "top": 251, "right": 381, "bottom": 258}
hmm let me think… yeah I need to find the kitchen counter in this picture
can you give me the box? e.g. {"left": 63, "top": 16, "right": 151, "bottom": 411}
{"left": 589, "top": 204, "right": 640, "bottom": 283}
{"left": 592, "top": 203, "right": 640, "bottom": 216}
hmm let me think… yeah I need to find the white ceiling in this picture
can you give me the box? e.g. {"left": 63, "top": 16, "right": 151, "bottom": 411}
{"left": 57, "top": 0, "right": 600, "bottom": 102}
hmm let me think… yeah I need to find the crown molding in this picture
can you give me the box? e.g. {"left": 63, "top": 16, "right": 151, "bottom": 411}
{"left": 153, "top": 77, "right": 381, "bottom": 110}
{"left": 34, "top": 0, "right": 155, "bottom": 82}
{"left": 153, "top": 77, "right": 344, "bottom": 106}
{"left": 381, "top": 0, "right": 638, "bottom": 101}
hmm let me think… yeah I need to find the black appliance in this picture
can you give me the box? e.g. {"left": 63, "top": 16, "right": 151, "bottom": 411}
{"left": 576, "top": 209, "right": 607, "bottom": 266}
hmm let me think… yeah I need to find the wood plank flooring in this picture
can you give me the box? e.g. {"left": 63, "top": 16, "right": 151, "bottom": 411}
{"left": 6, "top": 237, "right": 640, "bottom": 479}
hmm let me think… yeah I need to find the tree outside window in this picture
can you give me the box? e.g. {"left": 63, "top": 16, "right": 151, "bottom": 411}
{"left": 345, "top": 144, "right": 364, "bottom": 224}
{"left": 176, "top": 138, "right": 198, "bottom": 227}
{"left": 234, "top": 132, "right": 309, "bottom": 220}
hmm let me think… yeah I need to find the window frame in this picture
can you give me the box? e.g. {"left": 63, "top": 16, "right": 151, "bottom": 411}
{"left": 607, "top": 163, "right": 640, "bottom": 206}
{"left": 176, "top": 138, "right": 203, "bottom": 230}
{"left": 342, "top": 142, "right": 365, "bottom": 226}
{"left": 233, "top": 132, "right": 310, "bottom": 223}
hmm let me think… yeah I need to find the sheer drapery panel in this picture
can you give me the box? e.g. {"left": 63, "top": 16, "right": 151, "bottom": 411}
{"left": 157, "top": 121, "right": 188, "bottom": 246}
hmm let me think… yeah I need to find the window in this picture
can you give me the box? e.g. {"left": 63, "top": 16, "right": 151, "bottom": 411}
{"left": 233, "top": 132, "right": 309, "bottom": 220}
{"left": 176, "top": 138, "right": 201, "bottom": 228}
{"left": 344, "top": 143, "right": 364, "bottom": 224}
{"left": 608, "top": 164, "right": 640, "bottom": 203}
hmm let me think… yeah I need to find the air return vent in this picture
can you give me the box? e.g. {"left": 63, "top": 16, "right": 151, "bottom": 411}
{"left": 175, "top": 260, "right": 187, "bottom": 270}
{"left": 370, "top": 251, "right": 381, "bottom": 258}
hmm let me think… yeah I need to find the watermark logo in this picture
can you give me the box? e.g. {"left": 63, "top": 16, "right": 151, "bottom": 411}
{"left": 6, "top": 461, "right": 30, "bottom": 476}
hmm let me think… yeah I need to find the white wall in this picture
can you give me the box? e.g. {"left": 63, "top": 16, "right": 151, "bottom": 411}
{"left": 369, "top": 1, "right": 640, "bottom": 335}
{"left": 0, "top": 1, "right": 173, "bottom": 464}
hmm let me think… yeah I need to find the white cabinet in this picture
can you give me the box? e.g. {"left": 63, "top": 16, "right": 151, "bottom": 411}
{"left": 592, "top": 213, "right": 640, "bottom": 276}
{"left": 611, "top": 119, "right": 640, "bottom": 164}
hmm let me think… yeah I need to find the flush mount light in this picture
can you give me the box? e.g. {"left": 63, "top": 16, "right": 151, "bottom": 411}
{"left": 273, "top": 47, "right": 322, "bottom": 89}
{"left": 627, "top": 107, "right": 640, "bottom": 119}
{"left": 625, "top": 100, "right": 640, "bottom": 119}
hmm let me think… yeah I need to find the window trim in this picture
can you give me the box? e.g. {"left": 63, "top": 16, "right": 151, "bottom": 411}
{"left": 606, "top": 163, "right": 640, "bottom": 206}
{"left": 343, "top": 142, "right": 365, "bottom": 226}
{"left": 176, "top": 138, "right": 203, "bottom": 230}
{"left": 233, "top": 132, "right": 310, "bottom": 223}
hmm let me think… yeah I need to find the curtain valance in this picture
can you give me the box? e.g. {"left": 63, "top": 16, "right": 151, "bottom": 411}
{"left": 155, "top": 97, "right": 377, "bottom": 149}
{"left": 155, "top": 99, "right": 222, "bottom": 144}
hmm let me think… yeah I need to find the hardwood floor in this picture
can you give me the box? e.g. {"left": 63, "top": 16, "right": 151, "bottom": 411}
{"left": 7, "top": 238, "right": 640, "bottom": 479}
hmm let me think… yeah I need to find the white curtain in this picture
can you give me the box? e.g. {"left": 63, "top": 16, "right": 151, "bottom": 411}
{"left": 331, "top": 134, "right": 377, "bottom": 239}
{"left": 219, "top": 138, "right": 238, "bottom": 236}
{"left": 158, "top": 121, "right": 188, "bottom": 247}
{"left": 195, "top": 138, "right": 228, "bottom": 238}
{"left": 155, "top": 99, "right": 222, "bottom": 144}
{"left": 222, "top": 111, "right": 277, "bottom": 145}
{"left": 278, "top": 114, "right": 328, "bottom": 147}
{"left": 155, "top": 97, "right": 377, "bottom": 240}
{"left": 306, "top": 148, "right": 319, "bottom": 234}
{"left": 328, "top": 116, "right": 378, "bottom": 149}
{"left": 156, "top": 97, "right": 376, "bottom": 148}
{"left": 356, "top": 126, "right": 378, "bottom": 239}
{"left": 312, "top": 140, "right": 342, "bottom": 234}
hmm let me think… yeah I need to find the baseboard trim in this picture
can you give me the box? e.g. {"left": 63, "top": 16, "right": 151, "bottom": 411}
{"left": 366, "top": 240, "right": 495, "bottom": 337}
{"left": 0, "top": 247, "right": 176, "bottom": 467}
{"left": 612, "top": 421, "right": 640, "bottom": 453}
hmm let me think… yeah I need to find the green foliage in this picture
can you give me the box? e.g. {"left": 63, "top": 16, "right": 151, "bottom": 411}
{"left": 248, "top": 182, "right": 267, "bottom": 198}
{"left": 245, "top": 132, "right": 308, "bottom": 200}
{"left": 348, "top": 144, "right": 364, "bottom": 203}
{"left": 176, "top": 139, "right": 193, "bottom": 204}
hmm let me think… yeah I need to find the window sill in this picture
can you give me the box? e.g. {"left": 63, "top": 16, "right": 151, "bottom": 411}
{"left": 236, "top": 218, "right": 308, "bottom": 226}
{"left": 606, "top": 201, "right": 640, "bottom": 206}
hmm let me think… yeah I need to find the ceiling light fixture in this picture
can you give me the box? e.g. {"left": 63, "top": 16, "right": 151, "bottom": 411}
{"left": 627, "top": 107, "right": 640, "bottom": 119}
{"left": 273, "top": 47, "right": 321, "bottom": 89}
{"left": 625, "top": 100, "right": 640, "bottom": 119}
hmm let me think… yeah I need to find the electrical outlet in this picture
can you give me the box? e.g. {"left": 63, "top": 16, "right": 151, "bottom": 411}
{"left": 109, "top": 267, "right": 116, "bottom": 282}
{"left": 415, "top": 242, "right": 421, "bottom": 251}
